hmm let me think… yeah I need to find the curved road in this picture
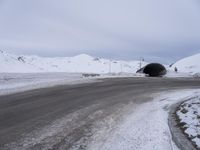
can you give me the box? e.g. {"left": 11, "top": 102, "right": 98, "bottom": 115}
{"left": 0, "top": 77, "right": 200, "bottom": 149}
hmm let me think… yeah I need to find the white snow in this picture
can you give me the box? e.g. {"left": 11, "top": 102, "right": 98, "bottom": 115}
{"left": 0, "top": 50, "right": 148, "bottom": 95}
{"left": 170, "top": 53, "right": 200, "bottom": 76}
{"left": 0, "top": 73, "right": 97, "bottom": 96}
{"left": 77, "top": 89, "right": 200, "bottom": 150}
{"left": 1, "top": 50, "right": 200, "bottom": 77}
{"left": 176, "top": 96, "right": 200, "bottom": 149}
{"left": 2, "top": 77, "right": 200, "bottom": 150}
{"left": 165, "top": 70, "right": 191, "bottom": 78}
{"left": 0, "top": 72, "right": 145, "bottom": 96}
{"left": 0, "top": 50, "right": 147, "bottom": 74}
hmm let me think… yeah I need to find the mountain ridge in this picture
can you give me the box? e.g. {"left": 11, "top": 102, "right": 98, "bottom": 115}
{"left": 0, "top": 50, "right": 146, "bottom": 73}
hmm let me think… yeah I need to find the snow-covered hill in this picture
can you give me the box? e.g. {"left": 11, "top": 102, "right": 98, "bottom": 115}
{"left": 0, "top": 50, "right": 147, "bottom": 74}
{"left": 171, "top": 53, "right": 200, "bottom": 75}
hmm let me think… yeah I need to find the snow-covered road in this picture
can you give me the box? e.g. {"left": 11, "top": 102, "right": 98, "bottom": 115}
{"left": 82, "top": 90, "right": 200, "bottom": 150}
{"left": 0, "top": 77, "right": 200, "bottom": 150}
{"left": 0, "top": 72, "right": 144, "bottom": 96}
{"left": 0, "top": 73, "right": 96, "bottom": 96}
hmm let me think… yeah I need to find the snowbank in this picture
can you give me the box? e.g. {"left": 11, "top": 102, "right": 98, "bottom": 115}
{"left": 176, "top": 96, "right": 200, "bottom": 149}
{"left": 79, "top": 90, "right": 200, "bottom": 150}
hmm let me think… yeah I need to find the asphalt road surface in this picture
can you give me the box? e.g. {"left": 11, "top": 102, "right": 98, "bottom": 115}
{"left": 0, "top": 77, "right": 200, "bottom": 150}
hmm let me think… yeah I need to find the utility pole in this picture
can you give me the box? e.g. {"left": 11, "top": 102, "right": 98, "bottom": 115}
{"left": 109, "top": 59, "right": 111, "bottom": 74}
{"left": 120, "top": 63, "right": 123, "bottom": 73}
{"left": 139, "top": 57, "right": 144, "bottom": 70}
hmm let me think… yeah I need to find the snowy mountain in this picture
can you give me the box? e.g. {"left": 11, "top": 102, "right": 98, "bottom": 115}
{"left": 0, "top": 50, "right": 147, "bottom": 74}
{"left": 171, "top": 53, "right": 200, "bottom": 75}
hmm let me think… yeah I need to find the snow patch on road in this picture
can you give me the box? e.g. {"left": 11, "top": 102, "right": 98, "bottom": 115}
{"left": 85, "top": 90, "right": 200, "bottom": 150}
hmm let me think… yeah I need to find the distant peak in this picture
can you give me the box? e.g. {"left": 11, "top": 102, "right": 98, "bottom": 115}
{"left": 73, "top": 54, "right": 93, "bottom": 59}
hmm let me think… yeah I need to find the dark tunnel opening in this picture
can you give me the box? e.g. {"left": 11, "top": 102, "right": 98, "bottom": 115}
{"left": 139, "top": 63, "right": 167, "bottom": 77}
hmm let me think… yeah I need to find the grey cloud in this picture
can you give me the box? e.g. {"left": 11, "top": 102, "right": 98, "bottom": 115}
{"left": 0, "top": 0, "right": 200, "bottom": 64}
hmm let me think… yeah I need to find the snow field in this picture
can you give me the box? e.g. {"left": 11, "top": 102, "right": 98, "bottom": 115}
{"left": 1, "top": 50, "right": 200, "bottom": 77}
{"left": 0, "top": 50, "right": 146, "bottom": 74}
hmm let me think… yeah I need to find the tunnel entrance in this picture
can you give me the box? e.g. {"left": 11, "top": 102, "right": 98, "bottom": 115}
{"left": 137, "top": 63, "right": 167, "bottom": 77}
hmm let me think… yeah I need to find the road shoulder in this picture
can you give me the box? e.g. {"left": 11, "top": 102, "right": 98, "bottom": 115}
{"left": 168, "top": 101, "right": 196, "bottom": 150}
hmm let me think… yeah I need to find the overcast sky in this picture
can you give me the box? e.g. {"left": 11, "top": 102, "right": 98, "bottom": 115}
{"left": 0, "top": 0, "right": 200, "bottom": 63}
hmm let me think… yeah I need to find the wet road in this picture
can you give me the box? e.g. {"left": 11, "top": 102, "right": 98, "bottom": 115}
{"left": 0, "top": 77, "right": 200, "bottom": 149}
